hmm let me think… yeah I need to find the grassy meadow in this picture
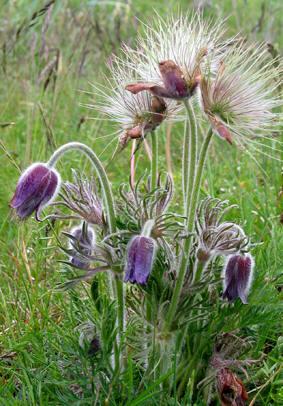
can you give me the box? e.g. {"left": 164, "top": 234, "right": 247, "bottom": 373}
{"left": 0, "top": 0, "right": 283, "bottom": 404}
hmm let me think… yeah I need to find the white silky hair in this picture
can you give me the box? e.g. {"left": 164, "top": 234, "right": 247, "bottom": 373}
{"left": 120, "top": 13, "right": 227, "bottom": 85}
{"left": 202, "top": 43, "right": 282, "bottom": 136}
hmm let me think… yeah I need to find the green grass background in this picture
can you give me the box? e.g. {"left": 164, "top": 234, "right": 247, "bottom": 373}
{"left": 0, "top": 0, "right": 282, "bottom": 404}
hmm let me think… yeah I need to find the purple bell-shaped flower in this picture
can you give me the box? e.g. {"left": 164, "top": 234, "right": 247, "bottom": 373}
{"left": 222, "top": 254, "right": 254, "bottom": 304}
{"left": 124, "top": 236, "right": 155, "bottom": 285}
{"left": 124, "top": 220, "right": 156, "bottom": 285}
{"left": 10, "top": 163, "right": 61, "bottom": 220}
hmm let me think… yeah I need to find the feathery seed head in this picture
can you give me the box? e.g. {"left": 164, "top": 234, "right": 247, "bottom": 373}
{"left": 92, "top": 58, "right": 177, "bottom": 148}
{"left": 123, "top": 13, "right": 225, "bottom": 100}
{"left": 199, "top": 42, "right": 283, "bottom": 146}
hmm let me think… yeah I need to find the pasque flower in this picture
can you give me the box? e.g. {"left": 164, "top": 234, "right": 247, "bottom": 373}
{"left": 124, "top": 219, "right": 156, "bottom": 285}
{"left": 10, "top": 163, "right": 61, "bottom": 220}
{"left": 124, "top": 235, "right": 155, "bottom": 285}
{"left": 222, "top": 253, "right": 254, "bottom": 304}
{"left": 199, "top": 42, "right": 283, "bottom": 147}
{"left": 123, "top": 14, "right": 225, "bottom": 100}
{"left": 91, "top": 59, "right": 177, "bottom": 148}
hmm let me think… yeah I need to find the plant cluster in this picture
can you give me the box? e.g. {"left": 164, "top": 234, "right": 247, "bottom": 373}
{"left": 9, "top": 13, "right": 282, "bottom": 404}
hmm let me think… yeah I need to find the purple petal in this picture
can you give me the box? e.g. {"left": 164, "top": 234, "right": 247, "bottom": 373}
{"left": 10, "top": 163, "right": 60, "bottom": 219}
{"left": 125, "top": 236, "right": 155, "bottom": 285}
{"left": 35, "top": 170, "right": 61, "bottom": 218}
{"left": 159, "top": 60, "right": 190, "bottom": 99}
{"left": 223, "top": 254, "right": 253, "bottom": 304}
{"left": 11, "top": 165, "right": 50, "bottom": 208}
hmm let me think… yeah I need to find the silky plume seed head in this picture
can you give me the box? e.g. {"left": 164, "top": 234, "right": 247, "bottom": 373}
{"left": 199, "top": 42, "right": 283, "bottom": 149}
{"left": 89, "top": 57, "right": 178, "bottom": 149}
{"left": 123, "top": 13, "right": 225, "bottom": 100}
{"left": 10, "top": 163, "right": 61, "bottom": 220}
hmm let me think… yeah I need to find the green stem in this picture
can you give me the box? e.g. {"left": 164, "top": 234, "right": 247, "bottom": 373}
{"left": 192, "top": 258, "right": 206, "bottom": 284}
{"left": 141, "top": 218, "right": 155, "bottom": 366}
{"left": 47, "top": 142, "right": 116, "bottom": 233}
{"left": 149, "top": 132, "right": 158, "bottom": 364}
{"left": 151, "top": 131, "right": 158, "bottom": 189}
{"left": 165, "top": 129, "right": 213, "bottom": 330}
{"left": 47, "top": 142, "right": 124, "bottom": 361}
{"left": 182, "top": 100, "right": 197, "bottom": 214}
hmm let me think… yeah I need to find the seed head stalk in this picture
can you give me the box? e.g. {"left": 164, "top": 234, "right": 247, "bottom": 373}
{"left": 147, "top": 129, "right": 159, "bottom": 342}
{"left": 166, "top": 128, "right": 213, "bottom": 330}
{"left": 151, "top": 131, "right": 159, "bottom": 189}
{"left": 182, "top": 100, "right": 198, "bottom": 213}
{"left": 47, "top": 142, "right": 124, "bottom": 365}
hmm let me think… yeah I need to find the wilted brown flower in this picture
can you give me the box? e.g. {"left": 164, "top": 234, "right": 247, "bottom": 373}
{"left": 216, "top": 368, "right": 248, "bottom": 406}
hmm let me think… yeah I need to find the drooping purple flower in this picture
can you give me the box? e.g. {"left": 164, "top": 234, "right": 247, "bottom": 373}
{"left": 222, "top": 254, "right": 254, "bottom": 304}
{"left": 10, "top": 163, "right": 61, "bottom": 220}
{"left": 124, "top": 236, "right": 155, "bottom": 285}
{"left": 69, "top": 224, "right": 95, "bottom": 269}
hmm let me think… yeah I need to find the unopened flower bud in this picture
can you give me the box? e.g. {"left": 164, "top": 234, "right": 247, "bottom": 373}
{"left": 69, "top": 225, "right": 95, "bottom": 269}
{"left": 10, "top": 163, "right": 61, "bottom": 220}
{"left": 222, "top": 254, "right": 254, "bottom": 304}
{"left": 124, "top": 235, "right": 155, "bottom": 285}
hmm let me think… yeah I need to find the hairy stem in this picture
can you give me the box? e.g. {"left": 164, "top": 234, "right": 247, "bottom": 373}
{"left": 141, "top": 218, "right": 155, "bottom": 366}
{"left": 130, "top": 140, "right": 136, "bottom": 189}
{"left": 141, "top": 219, "right": 155, "bottom": 238}
{"left": 47, "top": 142, "right": 124, "bottom": 363}
{"left": 192, "top": 258, "right": 206, "bottom": 284}
{"left": 165, "top": 128, "right": 213, "bottom": 330}
{"left": 182, "top": 100, "right": 197, "bottom": 213}
{"left": 48, "top": 142, "right": 116, "bottom": 233}
{"left": 151, "top": 131, "right": 158, "bottom": 189}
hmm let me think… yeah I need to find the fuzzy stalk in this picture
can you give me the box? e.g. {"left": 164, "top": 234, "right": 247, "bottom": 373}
{"left": 141, "top": 218, "right": 155, "bottom": 369}
{"left": 151, "top": 131, "right": 158, "bottom": 189}
{"left": 182, "top": 100, "right": 197, "bottom": 213}
{"left": 192, "top": 258, "right": 207, "bottom": 284}
{"left": 165, "top": 128, "right": 213, "bottom": 330}
{"left": 48, "top": 142, "right": 116, "bottom": 233}
{"left": 141, "top": 219, "right": 155, "bottom": 237}
{"left": 47, "top": 142, "right": 124, "bottom": 361}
